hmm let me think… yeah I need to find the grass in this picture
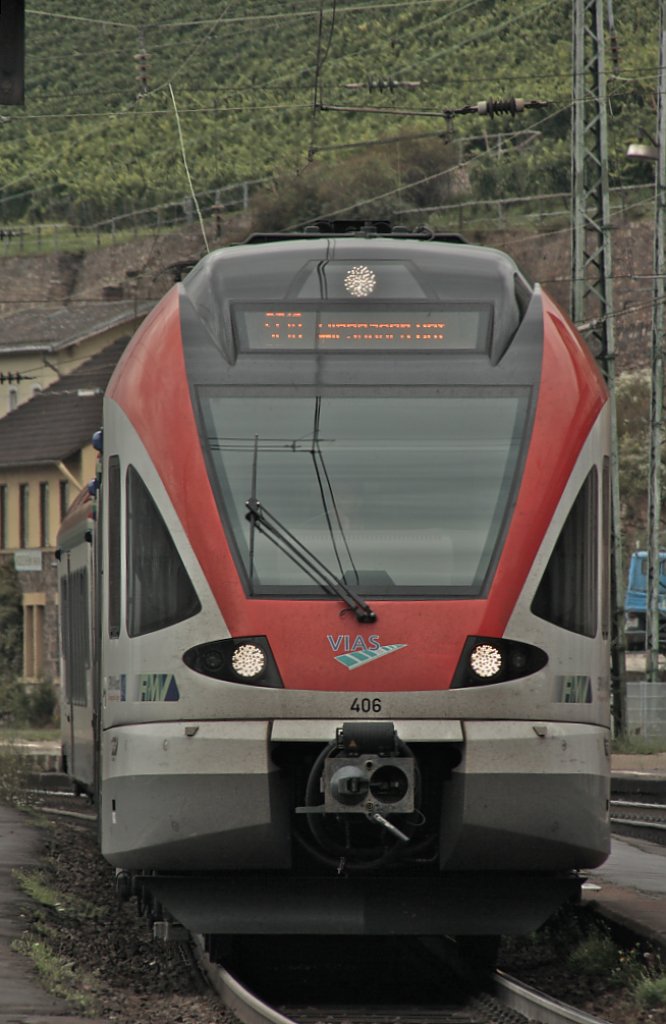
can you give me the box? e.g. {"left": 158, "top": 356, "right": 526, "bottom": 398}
{"left": 11, "top": 868, "right": 104, "bottom": 1014}
{"left": 13, "top": 867, "right": 106, "bottom": 921}
{"left": 635, "top": 975, "right": 666, "bottom": 1008}
{"left": 568, "top": 931, "right": 620, "bottom": 979}
{"left": 611, "top": 734, "right": 666, "bottom": 755}
{"left": 0, "top": 728, "right": 60, "bottom": 809}
{"left": 0, "top": 725, "right": 60, "bottom": 742}
{"left": 0, "top": 743, "right": 33, "bottom": 806}
{"left": 564, "top": 922, "right": 666, "bottom": 1003}
{"left": 11, "top": 935, "right": 98, "bottom": 1013}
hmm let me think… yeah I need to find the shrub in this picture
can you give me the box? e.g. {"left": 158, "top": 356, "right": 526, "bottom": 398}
{"left": 635, "top": 975, "right": 666, "bottom": 1008}
{"left": 248, "top": 137, "right": 461, "bottom": 232}
{"left": 0, "top": 679, "right": 57, "bottom": 729}
{"left": 568, "top": 932, "right": 619, "bottom": 978}
{"left": 0, "top": 561, "right": 23, "bottom": 677}
{"left": 26, "top": 681, "right": 57, "bottom": 728}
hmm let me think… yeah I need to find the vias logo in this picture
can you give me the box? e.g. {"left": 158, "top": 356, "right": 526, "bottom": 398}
{"left": 327, "top": 634, "right": 407, "bottom": 671}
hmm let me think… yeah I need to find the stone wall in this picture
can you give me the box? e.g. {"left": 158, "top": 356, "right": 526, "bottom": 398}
{"left": 0, "top": 214, "right": 656, "bottom": 373}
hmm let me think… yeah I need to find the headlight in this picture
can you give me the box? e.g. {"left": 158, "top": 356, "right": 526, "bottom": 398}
{"left": 451, "top": 636, "right": 548, "bottom": 688}
{"left": 182, "top": 636, "right": 282, "bottom": 688}
{"left": 469, "top": 642, "right": 503, "bottom": 679}
{"left": 231, "top": 643, "right": 266, "bottom": 679}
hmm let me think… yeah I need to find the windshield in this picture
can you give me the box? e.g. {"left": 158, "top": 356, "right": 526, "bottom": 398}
{"left": 200, "top": 392, "right": 529, "bottom": 596}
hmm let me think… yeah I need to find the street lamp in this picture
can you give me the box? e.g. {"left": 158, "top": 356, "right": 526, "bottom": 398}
{"left": 626, "top": 142, "right": 659, "bottom": 163}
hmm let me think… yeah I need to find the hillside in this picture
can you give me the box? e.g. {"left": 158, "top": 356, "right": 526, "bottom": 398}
{"left": 1, "top": 0, "right": 660, "bottom": 549}
{"left": 0, "top": 209, "right": 656, "bottom": 553}
{"left": 0, "top": 0, "right": 659, "bottom": 230}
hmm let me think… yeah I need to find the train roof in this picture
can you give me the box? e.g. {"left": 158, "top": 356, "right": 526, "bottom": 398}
{"left": 181, "top": 226, "right": 533, "bottom": 364}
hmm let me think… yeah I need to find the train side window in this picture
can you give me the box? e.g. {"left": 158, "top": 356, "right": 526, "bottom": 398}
{"left": 62, "top": 569, "right": 90, "bottom": 705}
{"left": 108, "top": 456, "right": 121, "bottom": 639}
{"left": 126, "top": 465, "right": 201, "bottom": 637}
{"left": 60, "top": 577, "right": 69, "bottom": 684}
{"left": 531, "top": 468, "right": 598, "bottom": 637}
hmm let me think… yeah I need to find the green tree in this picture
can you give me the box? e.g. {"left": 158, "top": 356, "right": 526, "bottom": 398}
{"left": 0, "top": 560, "right": 22, "bottom": 679}
{"left": 0, "top": 560, "right": 24, "bottom": 724}
{"left": 248, "top": 137, "right": 460, "bottom": 231}
{"left": 615, "top": 369, "right": 661, "bottom": 557}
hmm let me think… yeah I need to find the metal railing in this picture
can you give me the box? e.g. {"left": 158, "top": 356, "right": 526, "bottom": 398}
{"left": 0, "top": 175, "right": 271, "bottom": 256}
{"left": 0, "top": 180, "right": 654, "bottom": 257}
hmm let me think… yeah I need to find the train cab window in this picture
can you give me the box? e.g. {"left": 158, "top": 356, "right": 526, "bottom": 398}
{"left": 200, "top": 392, "right": 529, "bottom": 596}
{"left": 126, "top": 465, "right": 201, "bottom": 637}
{"left": 531, "top": 468, "right": 598, "bottom": 637}
{"left": 108, "top": 456, "right": 121, "bottom": 638}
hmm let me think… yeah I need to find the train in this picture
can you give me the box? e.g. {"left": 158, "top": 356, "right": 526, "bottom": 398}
{"left": 624, "top": 549, "right": 666, "bottom": 651}
{"left": 57, "top": 221, "right": 611, "bottom": 945}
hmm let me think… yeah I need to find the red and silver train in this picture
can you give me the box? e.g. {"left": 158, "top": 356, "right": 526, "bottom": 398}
{"left": 58, "top": 222, "right": 611, "bottom": 941}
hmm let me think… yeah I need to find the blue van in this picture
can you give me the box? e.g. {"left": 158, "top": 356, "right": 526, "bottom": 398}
{"left": 625, "top": 550, "right": 666, "bottom": 649}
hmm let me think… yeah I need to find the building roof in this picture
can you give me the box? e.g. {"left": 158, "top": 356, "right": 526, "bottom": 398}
{"left": 0, "top": 335, "right": 130, "bottom": 468}
{"left": 0, "top": 299, "right": 152, "bottom": 353}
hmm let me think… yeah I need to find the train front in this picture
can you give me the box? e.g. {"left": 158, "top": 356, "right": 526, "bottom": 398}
{"left": 101, "top": 230, "right": 611, "bottom": 937}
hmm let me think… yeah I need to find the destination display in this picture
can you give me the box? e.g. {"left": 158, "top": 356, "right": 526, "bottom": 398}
{"left": 233, "top": 305, "right": 491, "bottom": 352}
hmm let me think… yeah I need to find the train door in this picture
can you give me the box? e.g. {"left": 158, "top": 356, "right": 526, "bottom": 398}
{"left": 59, "top": 527, "right": 95, "bottom": 792}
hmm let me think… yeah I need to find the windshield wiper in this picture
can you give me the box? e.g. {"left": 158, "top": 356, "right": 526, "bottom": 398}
{"left": 245, "top": 496, "right": 376, "bottom": 623}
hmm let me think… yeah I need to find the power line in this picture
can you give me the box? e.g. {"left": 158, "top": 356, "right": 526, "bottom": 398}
{"left": 24, "top": 0, "right": 475, "bottom": 33}
{"left": 168, "top": 83, "right": 209, "bottom": 253}
{"left": 288, "top": 99, "right": 570, "bottom": 228}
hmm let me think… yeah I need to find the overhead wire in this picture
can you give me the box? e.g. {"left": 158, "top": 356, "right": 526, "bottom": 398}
{"left": 19, "top": 0, "right": 561, "bottom": 111}
{"left": 0, "top": 6, "right": 242, "bottom": 248}
{"left": 281, "top": 98, "right": 573, "bottom": 229}
{"left": 0, "top": 2, "right": 650, "bottom": 295}
{"left": 12, "top": 0, "right": 656, "bottom": 131}
{"left": 168, "top": 83, "right": 209, "bottom": 253}
{"left": 22, "top": 0, "right": 658, "bottom": 93}
{"left": 310, "top": 0, "right": 337, "bottom": 158}
{"left": 5, "top": 0, "right": 657, "bottom": 248}
{"left": 23, "top": 0, "right": 482, "bottom": 37}
{"left": 12, "top": 56, "right": 660, "bottom": 117}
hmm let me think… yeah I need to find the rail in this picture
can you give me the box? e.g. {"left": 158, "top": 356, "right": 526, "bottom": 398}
{"left": 493, "top": 972, "right": 615, "bottom": 1024}
{"left": 610, "top": 798, "right": 666, "bottom": 844}
{"left": 193, "top": 937, "right": 616, "bottom": 1024}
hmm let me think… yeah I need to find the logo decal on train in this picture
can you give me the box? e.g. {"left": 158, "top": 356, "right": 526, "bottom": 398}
{"left": 327, "top": 634, "right": 407, "bottom": 670}
{"left": 138, "top": 673, "right": 180, "bottom": 702}
{"left": 556, "top": 675, "right": 593, "bottom": 704}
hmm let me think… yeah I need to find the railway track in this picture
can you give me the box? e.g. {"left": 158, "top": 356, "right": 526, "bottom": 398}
{"left": 18, "top": 771, "right": 655, "bottom": 1024}
{"left": 24, "top": 772, "right": 97, "bottom": 825}
{"left": 193, "top": 935, "right": 616, "bottom": 1024}
{"left": 610, "top": 795, "right": 666, "bottom": 846}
